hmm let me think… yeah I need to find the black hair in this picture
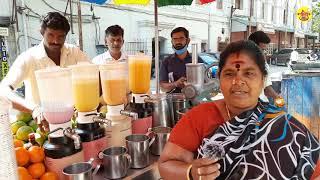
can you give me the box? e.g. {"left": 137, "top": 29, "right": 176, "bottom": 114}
{"left": 41, "top": 12, "right": 70, "bottom": 33}
{"left": 171, "top": 27, "right": 189, "bottom": 39}
{"left": 248, "top": 31, "right": 271, "bottom": 45}
{"left": 105, "top": 25, "right": 124, "bottom": 37}
{"left": 218, "top": 40, "right": 268, "bottom": 77}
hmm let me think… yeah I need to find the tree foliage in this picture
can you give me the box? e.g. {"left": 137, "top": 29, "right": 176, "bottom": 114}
{"left": 312, "top": 2, "right": 320, "bottom": 33}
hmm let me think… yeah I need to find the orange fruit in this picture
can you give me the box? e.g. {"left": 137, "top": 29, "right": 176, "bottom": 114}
{"left": 15, "top": 147, "right": 30, "bottom": 166}
{"left": 40, "top": 172, "right": 59, "bottom": 180}
{"left": 27, "top": 162, "right": 46, "bottom": 178}
{"left": 28, "top": 146, "right": 45, "bottom": 163}
{"left": 17, "top": 167, "right": 32, "bottom": 180}
{"left": 14, "top": 139, "right": 24, "bottom": 148}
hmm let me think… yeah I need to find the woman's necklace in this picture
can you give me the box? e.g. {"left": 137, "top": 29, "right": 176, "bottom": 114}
{"left": 225, "top": 104, "right": 232, "bottom": 121}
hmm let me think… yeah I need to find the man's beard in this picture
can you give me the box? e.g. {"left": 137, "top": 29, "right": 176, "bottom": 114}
{"left": 173, "top": 44, "right": 186, "bottom": 50}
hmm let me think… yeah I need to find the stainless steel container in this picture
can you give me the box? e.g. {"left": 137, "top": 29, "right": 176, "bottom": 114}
{"left": 149, "top": 126, "right": 172, "bottom": 155}
{"left": 186, "top": 63, "right": 205, "bottom": 90}
{"left": 176, "top": 108, "right": 191, "bottom": 121}
{"left": 99, "top": 146, "right": 131, "bottom": 179}
{"left": 145, "top": 94, "right": 174, "bottom": 128}
{"left": 281, "top": 72, "right": 320, "bottom": 139}
{"left": 170, "top": 93, "right": 188, "bottom": 124}
{"left": 125, "top": 134, "right": 155, "bottom": 169}
{"left": 62, "top": 159, "right": 99, "bottom": 180}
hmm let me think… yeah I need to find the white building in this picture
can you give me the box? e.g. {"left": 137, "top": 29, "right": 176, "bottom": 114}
{"left": 0, "top": 0, "right": 232, "bottom": 63}
{"left": 230, "top": 0, "right": 316, "bottom": 50}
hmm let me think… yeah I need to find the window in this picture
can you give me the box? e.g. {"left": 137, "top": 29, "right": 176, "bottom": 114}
{"left": 279, "top": 49, "right": 293, "bottom": 54}
{"left": 283, "top": 9, "right": 286, "bottom": 24}
{"left": 261, "top": 3, "right": 265, "bottom": 19}
{"left": 217, "top": 0, "right": 223, "bottom": 9}
{"left": 271, "top": 6, "right": 274, "bottom": 21}
{"left": 235, "top": 0, "right": 242, "bottom": 10}
{"left": 293, "top": 13, "right": 295, "bottom": 27}
{"left": 295, "top": 49, "right": 309, "bottom": 54}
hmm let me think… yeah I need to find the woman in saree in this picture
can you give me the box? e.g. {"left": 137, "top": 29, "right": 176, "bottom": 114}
{"left": 158, "top": 40, "right": 320, "bottom": 180}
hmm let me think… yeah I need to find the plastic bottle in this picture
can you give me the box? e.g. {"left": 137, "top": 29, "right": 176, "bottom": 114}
{"left": 0, "top": 96, "right": 18, "bottom": 180}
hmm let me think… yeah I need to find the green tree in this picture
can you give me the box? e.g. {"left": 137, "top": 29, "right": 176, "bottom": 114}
{"left": 312, "top": 2, "right": 320, "bottom": 33}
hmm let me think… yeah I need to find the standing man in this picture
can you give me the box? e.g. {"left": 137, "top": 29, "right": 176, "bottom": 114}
{"left": 248, "top": 31, "right": 280, "bottom": 102}
{"left": 92, "top": 25, "right": 127, "bottom": 63}
{"left": 160, "top": 27, "right": 203, "bottom": 93}
{"left": 0, "top": 12, "right": 90, "bottom": 131}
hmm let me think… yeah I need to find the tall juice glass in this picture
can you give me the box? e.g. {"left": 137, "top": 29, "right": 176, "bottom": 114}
{"left": 128, "top": 54, "right": 152, "bottom": 94}
{"left": 69, "top": 64, "right": 100, "bottom": 112}
{"left": 99, "top": 62, "right": 128, "bottom": 106}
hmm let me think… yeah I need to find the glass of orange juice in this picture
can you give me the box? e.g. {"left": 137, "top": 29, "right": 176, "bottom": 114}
{"left": 69, "top": 64, "right": 100, "bottom": 112}
{"left": 128, "top": 54, "right": 152, "bottom": 94}
{"left": 99, "top": 62, "right": 128, "bottom": 105}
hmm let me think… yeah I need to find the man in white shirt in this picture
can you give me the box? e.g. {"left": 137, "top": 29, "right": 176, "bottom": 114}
{"left": 92, "top": 25, "right": 127, "bottom": 64}
{"left": 248, "top": 31, "right": 280, "bottom": 102}
{"left": 0, "top": 12, "right": 89, "bottom": 131}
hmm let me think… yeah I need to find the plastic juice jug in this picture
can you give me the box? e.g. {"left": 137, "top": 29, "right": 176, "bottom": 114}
{"left": 128, "top": 54, "right": 152, "bottom": 94}
{"left": 99, "top": 62, "right": 128, "bottom": 106}
{"left": 72, "top": 79, "right": 99, "bottom": 111}
{"left": 35, "top": 67, "right": 74, "bottom": 124}
{"left": 69, "top": 64, "right": 100, "bottom": 112}
{"left": 101, "top": 79, "right": 128, "bottom": 105}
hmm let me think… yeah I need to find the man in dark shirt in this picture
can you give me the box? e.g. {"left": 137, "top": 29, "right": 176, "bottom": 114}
{"left": 160, "top": 27, "right": 203, "bottom": 93}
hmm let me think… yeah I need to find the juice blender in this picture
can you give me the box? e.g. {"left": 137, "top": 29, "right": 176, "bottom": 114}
{"left": 99, "top": 62, "right": 136, "bottom": 147}
{"left": 35, "top": 67, "right": 84, "bottom": 180}
{"left": 182, "top": 44, "right": 220, "bottom": 105}
{"left": 125, "top": 54, "right": 153, "bottom": 134}
{"left": 69, "top": 63, "right": 108, "bottom": 167}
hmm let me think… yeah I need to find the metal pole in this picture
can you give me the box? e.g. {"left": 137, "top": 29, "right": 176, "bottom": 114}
{"left": 154, "top": 0, "right": 160, "bottom": 94}
{"left": 229, "top": 5, "right": 233, "bottom": 42}
{"left": 248, "top": 0, "right": 253, "bottom": 39}
{"left": 284, "top": 0, "right": 288, "bottom": 48}
{"left": 77, "top": 0, "right": 83, "bottom": 50}
{"left": 70, "top": 0, "right": 74, "bottom": 34}
{"left": 207, "top": 11, "right": 211, "bottom": 52}
{"left": 21, "top": 0, "right": 29, "bottom": 50}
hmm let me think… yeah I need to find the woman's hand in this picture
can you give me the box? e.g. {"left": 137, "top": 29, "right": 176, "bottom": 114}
{"left": 190, "top": 157, "right": 221, "bottom": 180}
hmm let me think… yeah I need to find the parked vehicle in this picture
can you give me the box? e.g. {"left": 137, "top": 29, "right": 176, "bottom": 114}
{"left": 270, "top": 48, "right": 310, "bottom": 66}
{"left": 199, "top": 53, "right": 219, "bottom": 78}
{"left": 310, "top": 49, "right": 320, "bottom": 60}
{"left": 206, "top": 52, "right": 220, "bottom": 60}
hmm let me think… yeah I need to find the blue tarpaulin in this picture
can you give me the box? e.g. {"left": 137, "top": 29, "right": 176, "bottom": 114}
{"left": 80, "top": 0, "right": 108, "bottom": 4}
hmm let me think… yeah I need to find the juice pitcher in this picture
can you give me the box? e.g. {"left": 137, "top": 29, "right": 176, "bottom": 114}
{"left": 35, "top": 67, "right": 74, "bottom": 131}
{"left": 128, "top": 54, "right": 152, "bottom": 94}
{"left": 69, "top": 63, "right": 100, "bottom": 112}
